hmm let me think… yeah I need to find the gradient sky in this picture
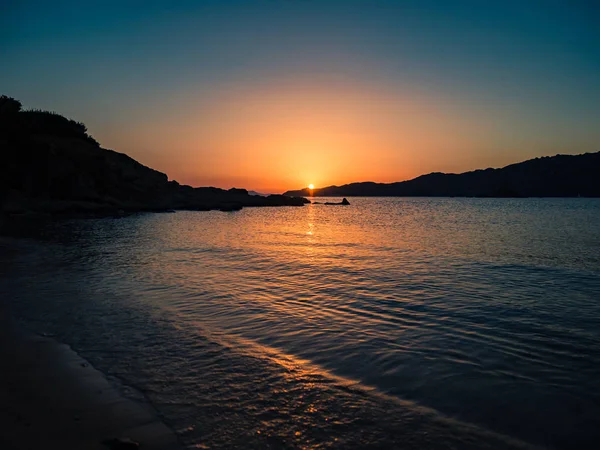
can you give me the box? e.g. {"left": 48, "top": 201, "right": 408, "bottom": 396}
{"left": 2, "top": 0, "right": 599, "bottom": 193}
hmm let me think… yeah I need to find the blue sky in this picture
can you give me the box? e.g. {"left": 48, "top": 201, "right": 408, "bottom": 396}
{"left": 2, "top": 0, "right": 599, "bottom": 190}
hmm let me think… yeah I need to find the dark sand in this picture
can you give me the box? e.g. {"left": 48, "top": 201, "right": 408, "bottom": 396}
{"left": 0, "top": 317, "right": 182, "bottom": 450}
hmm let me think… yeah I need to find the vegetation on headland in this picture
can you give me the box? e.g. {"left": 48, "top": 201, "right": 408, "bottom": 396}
{"left": 285, "top": 153, "right": 600, "bottom": 198}
{"left": 0, "top": 95, "right": 308, "bottom": 216}
{"left": 0, "top": 96, "right": 98, "bottom": 145}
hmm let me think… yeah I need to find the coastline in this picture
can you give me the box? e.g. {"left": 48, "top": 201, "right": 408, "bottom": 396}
{"left": 0, "top": 316, "right": 182, "bottom": 450}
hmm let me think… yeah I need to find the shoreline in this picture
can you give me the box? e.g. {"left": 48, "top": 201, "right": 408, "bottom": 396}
{"left": 0, "top": 316, "right": 182, "bottom": 450}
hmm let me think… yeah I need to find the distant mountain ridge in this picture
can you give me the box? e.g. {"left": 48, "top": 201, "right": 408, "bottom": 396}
{"left": 284, "top": 152, "right": 600, "bottom": 198}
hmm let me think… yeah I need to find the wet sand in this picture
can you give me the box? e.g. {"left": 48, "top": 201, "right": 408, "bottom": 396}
{"left": 0, "top": 317, "right": 182, "bottom": 450}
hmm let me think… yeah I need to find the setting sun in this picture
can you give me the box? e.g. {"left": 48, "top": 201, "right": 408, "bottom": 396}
{"left": 308, "top": 184, "right": 315, "bottom": 190}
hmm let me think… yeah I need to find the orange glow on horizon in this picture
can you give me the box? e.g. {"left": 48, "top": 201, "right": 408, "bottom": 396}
{"left": 104, "top": 77, "right": 518, "bottom": 193}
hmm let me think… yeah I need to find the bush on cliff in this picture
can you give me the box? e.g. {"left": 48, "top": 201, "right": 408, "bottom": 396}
{"left": 0, "top": 95, "right": 98, "bottom": 146}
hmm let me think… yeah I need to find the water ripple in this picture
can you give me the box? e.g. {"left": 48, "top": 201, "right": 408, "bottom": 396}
{"left": 1, "top": 198, "right": 600, "bottom": 449}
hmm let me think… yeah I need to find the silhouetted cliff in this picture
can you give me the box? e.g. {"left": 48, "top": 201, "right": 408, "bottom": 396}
{"left": 285, "top": 152, "right": 600, "bottom": 198}
{"left": 0, "top": 95, "right": 308, "bottom": 215}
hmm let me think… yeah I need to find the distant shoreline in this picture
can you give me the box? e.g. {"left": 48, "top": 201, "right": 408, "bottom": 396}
{"left": 284, "top": 151, "right": 600, "bottom": 198}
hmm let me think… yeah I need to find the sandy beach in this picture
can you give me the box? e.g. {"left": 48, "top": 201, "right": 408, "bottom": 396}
{"left": 0, "top": 316, "right": 182, "bottom": 450}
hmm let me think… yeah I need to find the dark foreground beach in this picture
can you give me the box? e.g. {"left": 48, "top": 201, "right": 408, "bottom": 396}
{"left": 0, "top": 315, "right": 181, "bottom": 450}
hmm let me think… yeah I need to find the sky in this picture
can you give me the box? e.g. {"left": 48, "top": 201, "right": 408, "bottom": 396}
{"left": 2, "top": 0, "right": 599, "bottom": 193}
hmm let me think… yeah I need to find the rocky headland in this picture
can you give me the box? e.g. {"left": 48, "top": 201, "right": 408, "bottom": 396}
{"left": 0, "top": 95, "right": 308, "bottom": 216}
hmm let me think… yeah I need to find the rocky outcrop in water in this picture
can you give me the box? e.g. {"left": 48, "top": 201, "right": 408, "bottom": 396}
{"left": 313, "top": 198, "right": 351, "bottom": 205}
{"left": 0, "top": 95, "right": 308, "bottom": 215}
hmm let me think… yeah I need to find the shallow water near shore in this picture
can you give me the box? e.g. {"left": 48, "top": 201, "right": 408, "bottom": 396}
{"left": 2, "top": 197, "right": 600, "bottom": 449}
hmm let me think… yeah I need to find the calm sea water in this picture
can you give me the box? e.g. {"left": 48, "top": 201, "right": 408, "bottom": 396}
{"left": 1, "top": 198, "right": 600, "bottom": 449}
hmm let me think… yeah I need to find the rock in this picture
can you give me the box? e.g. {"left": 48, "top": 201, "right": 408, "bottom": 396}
{"left": 322, "top": 198, "right": 351, "bottom": 205}
{"left": 227, "top": 187, "right": 248, "bottom": 195}
{"left": 218, "top": 202, "right": 243, "bottom": 212}
{"left": 102, "top": 437, "right": 140, "bottom": 450}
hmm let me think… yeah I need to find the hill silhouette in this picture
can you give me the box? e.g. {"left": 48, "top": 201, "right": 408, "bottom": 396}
{"left": 284, "top": 152, "right": 600, "bottom": 198}
{"left": 0, "top": 95, "right": 308, "bottom": 215}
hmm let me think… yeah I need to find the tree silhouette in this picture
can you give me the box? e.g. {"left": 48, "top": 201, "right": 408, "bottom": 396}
{"left": 0, "top": 95, "right": 22, "bottom": 115}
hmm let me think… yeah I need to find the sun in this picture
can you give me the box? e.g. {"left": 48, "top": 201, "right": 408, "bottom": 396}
{"left": 308, "top": 184, "right": 314, "bottom": 190}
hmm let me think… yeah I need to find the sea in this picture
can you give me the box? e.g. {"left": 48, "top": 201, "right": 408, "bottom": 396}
{"left": 1, "top": 197, "right": 600, "bottom": 449}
